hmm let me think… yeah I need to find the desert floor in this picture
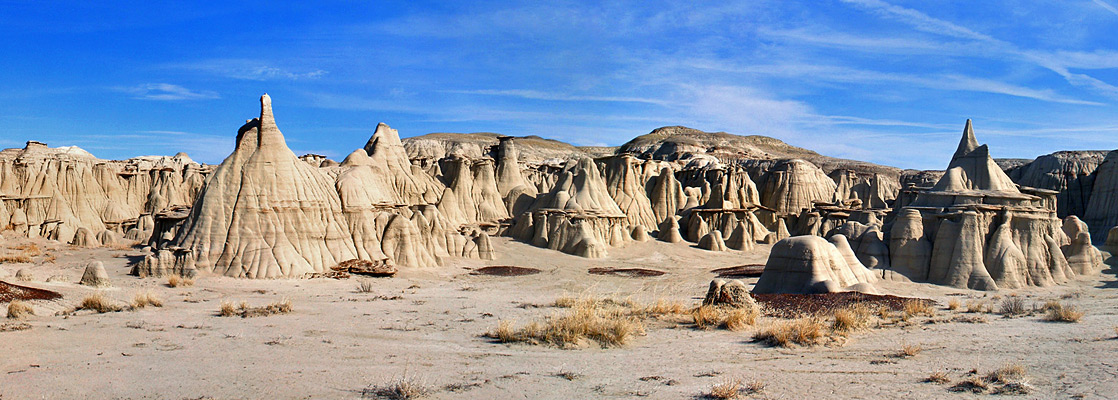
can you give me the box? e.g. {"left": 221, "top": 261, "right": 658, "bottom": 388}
{"left": 1, "top": 237, "right": 1116, "bottom": 399}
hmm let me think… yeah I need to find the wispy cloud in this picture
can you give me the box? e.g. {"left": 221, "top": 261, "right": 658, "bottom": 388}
{"left": 835, "top": 0, "right": 1118, "bottom": 100}
{"left": 444, "top": 89, "right": 670, "bottom": 106}
{"left": 1092, "top": 0, "right": 1118, "bottom": 16}
{"left": 116, "top": 83, "right": 219, "bottom": 101}
{"left": 686, "top": 61, "right": 1102, "bottom": 105}
{"left": 169, "top": 59, "right": 327, "bottom": 81}
{"left": 839, "top": 0, "right": 995, "bottom": 42}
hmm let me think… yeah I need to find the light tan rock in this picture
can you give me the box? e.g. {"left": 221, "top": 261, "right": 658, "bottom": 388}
{"left": 752, "top": 235, "right": 878, "bottom": 294}
{"left": 79, "top": 261, "right": 110, "bottom": 287}
{"left": 698, "top": 230, "right": 728, "bottom": 251}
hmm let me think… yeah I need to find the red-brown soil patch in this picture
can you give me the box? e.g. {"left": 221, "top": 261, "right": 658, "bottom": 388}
{"left": 0, "top": 281, "right": 62, "bottom": 303}
{"left": 471, "top": 266, "right": 542, "bottom": 276}
{"left": 587, "top": 267, "right": 666, "bottom": 277}
{"left": 710, "top": 264, "right": 765, "bottom": 278}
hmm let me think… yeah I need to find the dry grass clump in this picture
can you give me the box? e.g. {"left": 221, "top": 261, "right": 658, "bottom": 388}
{"left": 166, "top": 275, "right": 194, "bottom": 288}
{"left": 831, "top": 304, "right": 874, "bottom": 333}
{"left": 0, "top": 254, "right": 33, "bottom": 264}
{"left": 131, "top": 291, "right": 164, "bottom": 309}
{"left": 948, "top": 364, "right": 1031, "bottom": 394}
{"left": 707, "top": 378, "right": 742, "bottom": 399}
{"left": 950, "top": 377, "right": 990, "bottom": 393}
{"left": 902, "top": 299, "right": 935, "bottom": 320}
{"left": 895, "top": 343, "right": 922, "bottom": 358}
{"left": 753, "top": 317, "right": 826, "bottom": 348}
{"left": 77, "top": 292, "right": 123, "bottom": 313}
{"left": 12, "top": 243, "right": 42, "bottom": 256}
{"left": 965, "top": 300, "right": 991, "bottom": 313}
{"left": 7, "top": 300, "right": 34, "bottom": 319}
{"left": 218, "top": 299, "right": 293, "bottom": 318}
{"left": 1041, "top": 301, "right": 1083, "bottom": 323}
{"left": 925, "top": 371, "right": 951, "bottom": 384}
{"left": 690, "top": 304, "right": 760, "bottom": 331}
{"left": 998, "top": 296, "right": 1027, "bottom": 316}
{"left": 705, "top": 377, "right": 763, "bottom": 399}
{"left": 356, "top": 279, "right": 375, "bottom": 293}
{"left": 947, "top": 298, "right": 961, "bottom": 310}
{"left": 488, "top": 305, "right": 642, "bottom": 348}
{"left": 364, "top": 376, "right": 430, "bottom": 399}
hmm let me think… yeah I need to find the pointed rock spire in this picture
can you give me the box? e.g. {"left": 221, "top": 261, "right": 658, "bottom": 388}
{"left": 953, "top": 119, "right": 979, "bottom": 160}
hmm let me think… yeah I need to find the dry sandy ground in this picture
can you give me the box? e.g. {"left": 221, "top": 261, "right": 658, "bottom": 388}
{"left": 1, "top": 237, "right": 1116, "bottom": 399}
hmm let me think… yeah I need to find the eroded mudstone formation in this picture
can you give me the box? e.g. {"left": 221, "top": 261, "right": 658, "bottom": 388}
{"left": 1084, "top": 150, "right": 1118, "bottom": 241}
{"left": 0, "top": 140, "right": 210, "bottom": 247}
{"left": 875, "top": 121, "right": 1103, "bottom": 290}
{"left": 509, "top": 157, "right": 629, "bottom": 258}
{"left": 141, "top": 95, "right": 494, "bottom": 278}
{"left": 752, "top": 235, "right": 878, "bottom": 294}
{"left": 79, "top": 261, "right": 110, "bottom": 287}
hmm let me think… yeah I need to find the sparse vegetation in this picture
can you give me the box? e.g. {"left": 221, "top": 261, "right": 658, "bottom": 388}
{"left": 555, "top": 369, "right": 583, "bottom": 381}
{"left": 708, "top": 378, "right": 742, "bottom": 399}
{"left": 167, "top": 275, "right": 194, "bottom": 288}
{"left": 487, "top": 303, "right": 643, "bottom": 348}
{"left": 895, "top": 343, "right": 922, "bottom": 358}
{"left": 356, "top": 279, "right": 375, "bottom": 293}
{"left": 690, "top": 303, "right": 760, "bottom": 331}
{"left": 0, "top": 254, "right": 33, "bottom": 264}
{"left": 966, "top": 300, "right": 991, "bottom": 313}
{"left": 77, "top": 292, "right": 123, "bottom": 313}
{"left": 947, "top": 298, "right": 961, "bottom": 310}
{"left": 364, "top": 376, "right": 431, "bottom": 399}
{"left": 1042, "top": 301, "right": 1083, "bottom": 323}
{"left": 485, "top": 295, "right": 685, "bottom": 348}
{"left": 218, "top": 299, "right": 294, "bottom": 318}
{"left": 902, "top": 299, "right": 935, "bottom": 319}
{"left": 831, "top": 304, "right": 874, "bottom": 333}
{"left": 925, "top": 371, "right": 950, "bottom": 384}
{"left": 948, "top": 364, "right": 1030, "bottom": 394}
{"left": 7, "top": 300, "right": 34, "bottom": 319}
{"left": 131, "top": 291, "right": 164, "bottom": 309}
{"left": 998, "top": 296, "right": 1027, "bottom": 316}
{"left": 753, "top": 317, "right": 826, "bottom": 347}
{"left": 705, "top": 377, "right": 763, "bottom": 399}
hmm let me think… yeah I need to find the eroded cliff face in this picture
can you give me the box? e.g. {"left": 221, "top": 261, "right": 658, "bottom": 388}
{"left": 4, "top": 98, "right": 1108, "bottom": 291}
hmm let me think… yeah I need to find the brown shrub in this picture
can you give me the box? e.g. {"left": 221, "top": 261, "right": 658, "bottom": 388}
{"left": 78, "top": 293, "right": 123, "bottom": 313}
{"left": 925, "top": 371, "right": 950, "bottom": 384}
{"left": 7, "top": 300, "right": 34, "bottom": 319}
{"left": 1042, "top": 302, "right": 1083, "bottom": 323}
{"left": 832, "top": 304, "right": 874, "bottom": 333}
{"left": 902, "top": 300, "right": 935, "bottom": 319}
{"left": 895, "top": 343, "right": 922, "bottom": 358}
{"left": 488, "top": 299, "right": 644, "bottom": 348}
{"left": 131, "top": 291, "right": 164, "bottom": 309}
{"left": 753, "top": 318, "right": 826, "bottom": 347}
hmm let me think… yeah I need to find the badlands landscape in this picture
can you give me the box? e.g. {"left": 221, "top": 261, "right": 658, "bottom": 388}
{"left": 1, "top": 94, "right": 1116, "bottom": 399}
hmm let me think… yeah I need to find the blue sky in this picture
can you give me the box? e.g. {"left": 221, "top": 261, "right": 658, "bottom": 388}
{"left": 2, "top": 0, "right": 1118, "bottom": 169}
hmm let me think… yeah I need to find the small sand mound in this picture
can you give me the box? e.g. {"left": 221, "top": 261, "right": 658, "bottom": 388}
{"left": 753, "top": 292, "right": 932, "bottom": 318}
{"left": 587, "top": 267, "right": 666, "bottom": 277}
{"left": 711, "top": 265, "right": 765, "bottom": 278}
{"left": 0, "top": 281, "right": 62, "bottom": 303}
{"left": 471, "top": 266, "right": 542, "bottom": 276}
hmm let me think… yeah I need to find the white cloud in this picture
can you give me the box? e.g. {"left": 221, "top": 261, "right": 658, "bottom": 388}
{"left": 169, "top": 59, "right": 327, "bottom": 81}
{"left": 444, "top": 89, "right": 670, "bottom": 106}
{"left": 117, "top": 83, "right": 219, "bottom": 101}
{"left": 1092, "top": 0, "right": 1118, "bottom": 17}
